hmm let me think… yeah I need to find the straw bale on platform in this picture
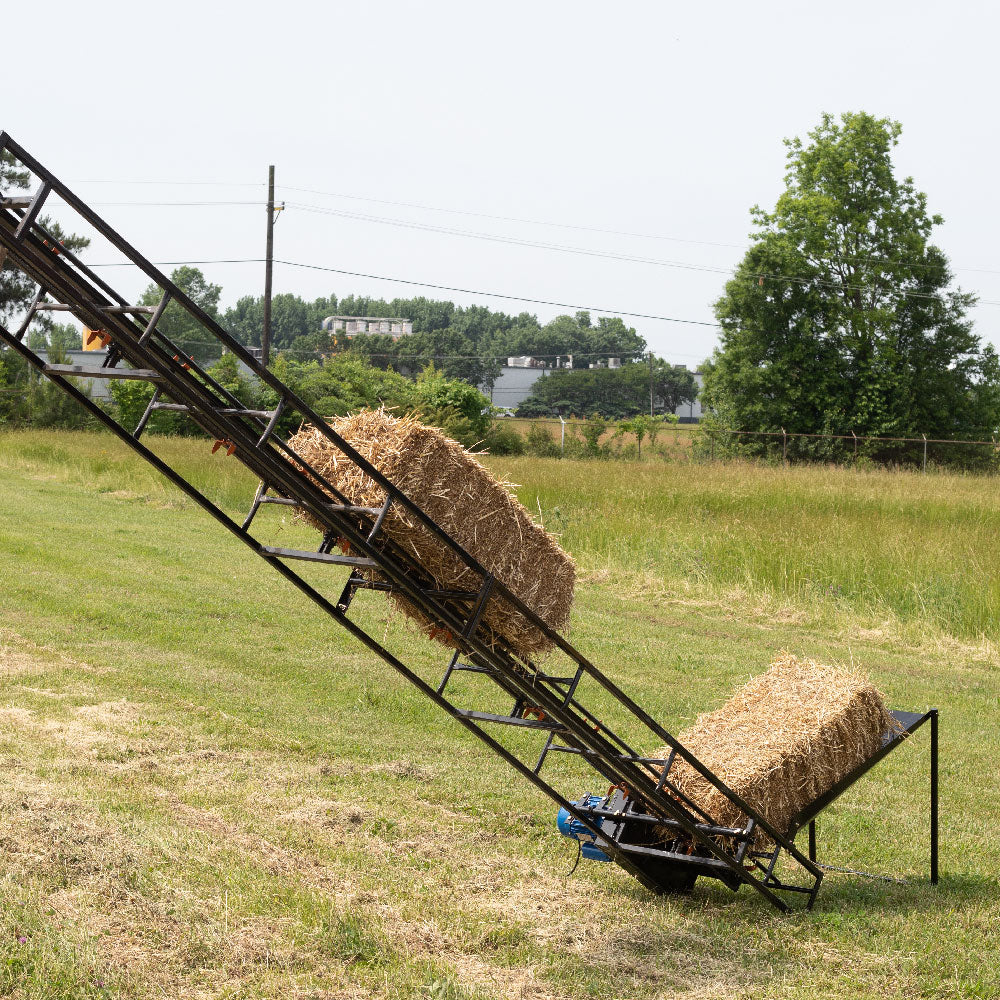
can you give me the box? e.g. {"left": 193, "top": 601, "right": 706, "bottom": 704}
{"left": 286, "top": 410, "right": 575, "bottom": 657}
{"left": 654, "top": 652, "right": 897, "bottom": 842}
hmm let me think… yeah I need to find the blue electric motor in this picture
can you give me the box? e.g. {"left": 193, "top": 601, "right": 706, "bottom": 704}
{"left": 556, "top": 794, "right": 611, "bottom": 862}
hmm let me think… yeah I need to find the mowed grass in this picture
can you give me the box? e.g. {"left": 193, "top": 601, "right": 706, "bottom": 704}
{"left": 0, "top": 429, "right": 997, "bottom": 999}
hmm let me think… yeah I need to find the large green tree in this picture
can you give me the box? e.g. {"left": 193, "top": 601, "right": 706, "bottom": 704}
{"left": 138, "top": 265, "right": 222, "bottom": 361}
{"left": 702, "top": 112, "right": 1000, "bottom": 463}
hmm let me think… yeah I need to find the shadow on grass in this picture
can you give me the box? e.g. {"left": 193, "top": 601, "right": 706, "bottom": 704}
{"left": 804, "top": 870, "right": 997, "bottom": 914}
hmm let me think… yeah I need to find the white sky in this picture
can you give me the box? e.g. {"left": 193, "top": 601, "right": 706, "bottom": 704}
{"left": 3, "top": 0, "right": 998, "bottom": 366}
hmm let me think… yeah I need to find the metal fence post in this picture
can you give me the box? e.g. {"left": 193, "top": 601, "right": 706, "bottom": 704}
{"left": 922, "top": 434, "right": 928, "bottom": 473}
{"left": 782, "top": 427, "right": 787, "bottom": 463}
{"left": 559, "top": 415, "right": 566, "bottom": 456}
{"left": 852, "top": 430, "right": 857, "bottom": 466}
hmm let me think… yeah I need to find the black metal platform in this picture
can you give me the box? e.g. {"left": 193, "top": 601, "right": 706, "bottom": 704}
{"left": 0, "top": 134, "right": 939, "bottom": 911}
{"left": 566, "top": 708, "right": 938, "bottom": 899}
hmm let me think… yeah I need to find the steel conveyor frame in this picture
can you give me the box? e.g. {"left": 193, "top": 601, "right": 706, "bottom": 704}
{"left": 1, "top": 133, "right": 935, "bottom": 910}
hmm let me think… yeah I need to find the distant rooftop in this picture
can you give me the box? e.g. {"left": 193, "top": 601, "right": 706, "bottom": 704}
{"left": 321, "top": 316, "right": 413, "bottom": 336}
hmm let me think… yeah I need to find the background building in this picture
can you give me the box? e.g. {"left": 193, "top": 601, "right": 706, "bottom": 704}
{"left": 321, "top": 316, "right": 413, "bottom": 338}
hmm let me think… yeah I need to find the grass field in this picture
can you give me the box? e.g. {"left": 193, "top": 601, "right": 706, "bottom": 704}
{"left": 1, "top": 429, "right": 997, "bottom": 999}
{"left": 500, "top": 418, "right": 700, "bottom": 458}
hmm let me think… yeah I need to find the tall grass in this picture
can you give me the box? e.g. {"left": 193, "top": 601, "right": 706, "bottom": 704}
{"left": 493, "top": 456, "right": 1000, "bottom": 642}
{"left": 3, "top": 429, "right": 998, "bottom": 641}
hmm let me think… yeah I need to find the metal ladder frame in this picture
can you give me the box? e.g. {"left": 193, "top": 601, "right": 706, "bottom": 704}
{"left": 0, "top": 132, "right": 828, "bottom": 910}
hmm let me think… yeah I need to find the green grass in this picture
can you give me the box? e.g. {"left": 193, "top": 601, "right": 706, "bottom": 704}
{"left": 0, "top": 429, "right": 997, "bottom": 999}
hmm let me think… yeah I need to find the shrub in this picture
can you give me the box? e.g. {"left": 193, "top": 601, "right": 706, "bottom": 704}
{"left": 581, "top": 413, "right": 608, "bottom": 456}
{"left": 525, "top": 423, "right": 561, "bottom": 458}
{"left": 481, "top": 422, "right": 525, "bottom": 456}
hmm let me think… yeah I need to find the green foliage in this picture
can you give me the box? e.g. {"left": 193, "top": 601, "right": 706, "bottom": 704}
{"left": 139, "top": 266, "right": 221, "bottom": 361}
{"left": 221, "top": 290, "right": 648, "bottom": 395}
{"left": 481, "top": 422, "right": 525, "bottom": 456}
{"left": 580, "top": 413, "right": 608, "bottom": 455}
{"left": 525, "top": 423, "right": 561, "bottom": 457}
{"left": 502, "top": 310, "right": 645, "bottom": 362}
{"left": 618, "top": 414, "right": 652, "bottom": 458}
{"left": 109, "top": 380, "right": 155, "bottom": 433}
{"left": 223, "top": 292, "right": 325, "bottom": 350}
{"left": 205, "top": 351, "right": 260, "bottom": 407}
{"left": 413, "top": 364, "right": 490, "bottom": 445}
{"left": 286, "top": 353, "right": 418, "bottom": 417}
{"left": 516, "top": 361, "right": 695, "bottom": 419}
{"left": 704, "top": 112, "right": 1000, "bottom": 467}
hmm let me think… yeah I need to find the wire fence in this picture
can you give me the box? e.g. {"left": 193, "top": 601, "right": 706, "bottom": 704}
{"left": 504, "top": 417, "right": 1000, "bottom": 471}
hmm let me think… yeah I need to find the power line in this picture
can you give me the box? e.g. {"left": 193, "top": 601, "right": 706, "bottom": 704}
{"left": 279, "top": 183, "right": 745, "bottom": 252}
{"left": 55, "top": 176, "right": 1000, "bottom": 277}
{"left": 276, "top": 260, "right": 723, "bottom": 327}
{"left": 89, "top": 200, "right": 264, "bottom": 207}
{"left": 277, "top": 182, "right": 1000, "bottom": 277}
{"left": 82, "top": 257, "right": 723, "bottom": 328}
{"left": 288, "top": 201, "right": 737, "bottom": 275}
{"left": 30, "top": 187, "right": 1000, "bottom": 294}
{"left": 285, "top": 202, "right": 1000, "bottom": 306}
{"left": 68, "top": 179, "right": 264, "bottom": 187}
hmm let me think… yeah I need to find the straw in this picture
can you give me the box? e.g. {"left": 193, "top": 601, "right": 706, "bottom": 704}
{"left": 652, "top": 652, "right": 898, "bottom": 844}
{"left": 285, "top": 409, "right": 575, "bottom": 657}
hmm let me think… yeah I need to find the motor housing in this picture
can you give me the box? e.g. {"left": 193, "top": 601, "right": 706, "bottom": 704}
{"left": 556, "top": 795, "right": 612, "bottom": 861}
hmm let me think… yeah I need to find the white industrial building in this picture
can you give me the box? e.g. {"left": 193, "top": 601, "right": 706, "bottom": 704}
{"left": 486, "top": 362, "right": 704, "bottom": 421}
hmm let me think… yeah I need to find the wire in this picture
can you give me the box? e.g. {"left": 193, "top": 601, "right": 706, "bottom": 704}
{"left": 563, "top": 840, "right": 583, "bottom": 877}
{"left": 68, "top": 179, "right": 264, "bottom": 187}
{"left": 276, "top": 260, "right": 723, "bottom": 327}
{"left": 279, "top": 183, "right": 746, "bottom": 251}
{"left": 278, "top": 182, "right": 1000, "bottom": 277}
{"left": 54, "top": 176, "right": 1000, "bottom": 276}
{"left": 287, "top": 201, "right": 739, "bottom": 275}
{"left": 82, "top": 256, "right": 723, "bottom": 328}
{"left": 815, "top": 863, "right": 908, "bottom": 884}
{"left": 89, "top": 200, "right": 264, "bottom": 208}
{"left": 285, "top": 202, "right": 1000, "bottom": 306}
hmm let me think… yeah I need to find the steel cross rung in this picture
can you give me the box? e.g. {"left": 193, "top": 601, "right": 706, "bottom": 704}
{"left": 43, "top": 364, "right": 162, "bottom": 381}
{"left": 455, "top": 709, "right": 567, "bottom": 732}
{"left": 14, "top": 181, "right": 51, "bottom": 239}
{"left": 451, "top": 662, "right": 497, "bottom": 677}
{"left": 258, "top": 496, "right": 382, "bottom": 515}
{"left": 33, "top": 303, "right": 157, "bottom": 315}
{"left": 260, "top": 545, "right": 378, "bottom": 568}
{"left": 151, "top": 402, "right": 278, "bottom": 419}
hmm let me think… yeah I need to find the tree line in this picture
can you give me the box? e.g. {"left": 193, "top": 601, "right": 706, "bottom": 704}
{"left": 143, "top": 275, "right": 647, "bottom": 392}
{"left": 7, "top": 112, "right": 1000, "bottom": 470}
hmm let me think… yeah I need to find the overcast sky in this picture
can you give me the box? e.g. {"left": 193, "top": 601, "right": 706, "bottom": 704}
{"left": 4, "top": 0, "right": 998, "bottom": 366}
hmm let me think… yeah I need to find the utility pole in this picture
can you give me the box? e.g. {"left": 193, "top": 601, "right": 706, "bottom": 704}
{"left": 262, "top": 164, "right": 275, "bottom": 366}
{"left": 649, "top": 350, "right": 655, "bottom": 417}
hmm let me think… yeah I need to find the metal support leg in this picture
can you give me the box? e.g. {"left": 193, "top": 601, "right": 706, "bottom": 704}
{"left": 808, "top": 819, "right": 817, "bottom": 863}
{"left": 138, "top": 291, "right": 171, "bottom": 345}
{"left": 256, "top": 397, "right": 286, "bottom": 447}
{"left": 241, "top": 480, "right": 268, "bottom": 532}
{"left": 14, "top": 285, "right": 46, "bottom": 341}
{"left": 930, "top": 708, "right": 939, "bottom": 884}
{"left": 132, "top": 387, "right": 162, "bottom": 439}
